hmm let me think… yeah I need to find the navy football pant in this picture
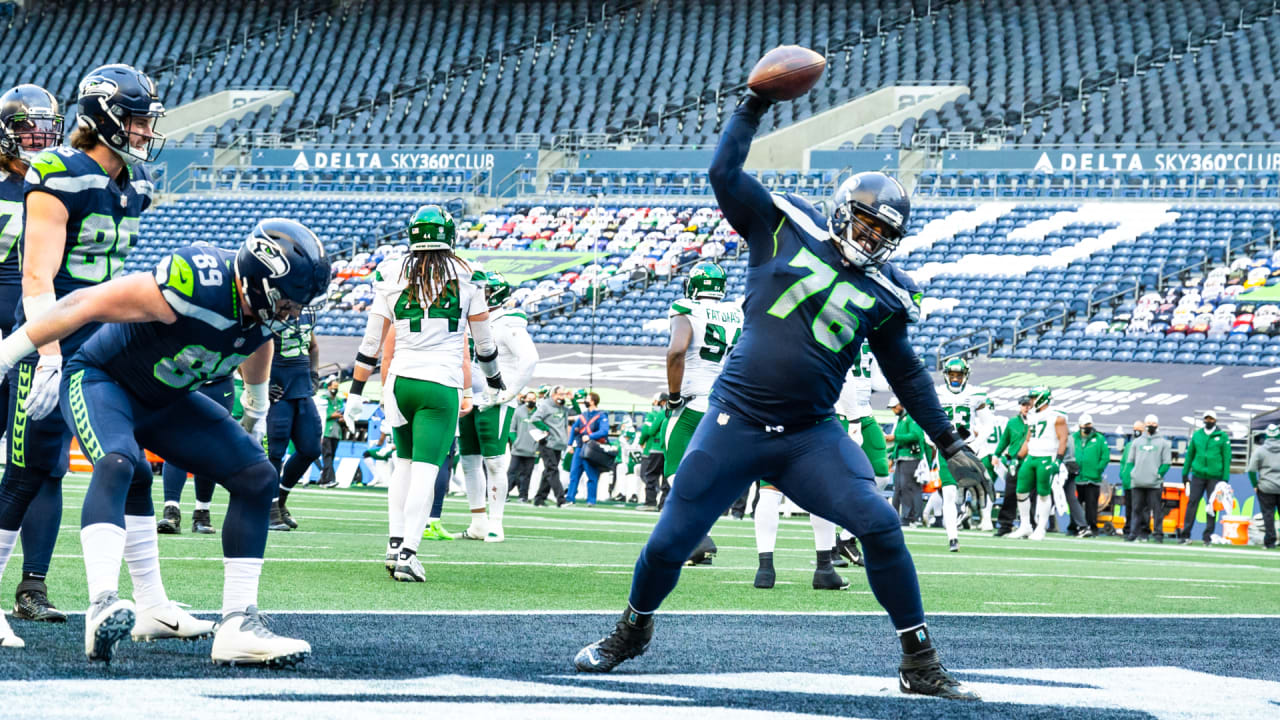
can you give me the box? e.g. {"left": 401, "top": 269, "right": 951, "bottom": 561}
{"left": 161, "top": 377, "right": 233, "bottom": 505}
{"left": 431, "top": 440, "right": 457, "bottom": 519}
{"left": 64, "top": 365, "right": 275, "bottom": 559}
{"left": 267, "top": 395, "right": 323, "bottom": 491}
{"left": 0, "top": 359, "right": 73, "bottom": 578}
{"left": 629, "top": 403, "right": 925, "bottom": 630}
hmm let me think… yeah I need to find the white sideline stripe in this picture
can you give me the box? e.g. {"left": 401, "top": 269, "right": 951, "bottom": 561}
{"left": 984, "top": 602, "right": 1051, "bottom": 606}
{"left": 1159, "top": 595, "right": 1219, "bottom": 600}
{"left": 42, "top": 609, "right": 1280, "bottom": 618}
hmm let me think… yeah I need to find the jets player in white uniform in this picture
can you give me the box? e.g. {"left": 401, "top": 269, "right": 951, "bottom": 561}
{"left": 926, "top": 357, "right": 992, "bottom": 552}
{"left": 1010, "top": 386, "right": 1069, "bottom": 541}
{"left": 970, "top": 396, "right": 1002, "bottom": 531}
{"left": 456, "top": 271, "right": 537, "bottom": 543}
{"left": 343, "top": 205, "right": 504, "bottom": 582}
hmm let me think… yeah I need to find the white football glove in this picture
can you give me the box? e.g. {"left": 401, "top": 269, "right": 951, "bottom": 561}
{"left": 343, "top": 393, "right": 363, "bottom": 434}
{"left": 495, "top": 388, "right": 519, "bottom": 406}
{"left": 238, "top": 381, "right": 269, "bottom": 439}
{"left": 24, "top": 354, "right": 63, "bottom": 421}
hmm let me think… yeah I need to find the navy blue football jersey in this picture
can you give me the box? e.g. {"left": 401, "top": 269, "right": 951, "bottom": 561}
{"left": 20, "top": 146, "right": 154, "bottom": 355}
{"left": 270, "top": 318, "right": 314, "bottom": 400}
{"left": 75, "top": 245, "right": 272, "bottom": 408}
{"left": 711, "top": 192, "right": 924, "bottom": 428}
{"left": 0, "top": 170, "right": 23, "bottom": 290}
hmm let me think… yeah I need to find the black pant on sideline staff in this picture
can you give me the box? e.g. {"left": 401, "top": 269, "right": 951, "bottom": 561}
{"left": 1257, "top": 491, "right": 1278, "bottom": 549}
{"left": 507, "top": 454, "right": 537, "bottom": 501}
{"left": 892, "top": 458, "right": 922, "bottom": 525}
{"left": 1076, "top": 482, "right": 1101, "bottom": 534}
{"left": 532, "top": 444, "right": 565, "bottom": 506}
{"left": 996, "top": 465, "right": 1019, "bottom": 531}
{"left": 1061, "top": 474, "right": 1088, "bottom": 534}
{"left": 1179, "top": 474, "right": 1220, "bottom": 543}
{"left": 319, "top": 436, "right": 339, "bottom": 486}
{"left": 640, "top": 452, "right": 665, "bottom": 507}
{"left": 1127, "top": 487, "right": 1165, "bottom": 541}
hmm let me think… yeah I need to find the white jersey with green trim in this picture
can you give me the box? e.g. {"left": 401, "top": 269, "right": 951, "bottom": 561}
{"left": 940, "top": 386, "right": 991, "bottom": 452}
{"left": 974, "top": 413, "right": 1005, "bottom": 458}
{"left": 468, "top": 306, "right": 539, "bottom": 406}
{"left": 835, "top": 341, "right": 879, "bottom": 419}
{"left": 1026, "top": 405, "right": 1068, "bottom": 457}
{"left": 669, "top": 296, "right": 744, "bottom": 412}
{"left": 371, "top": 255, "right": 483, "bottom": 388}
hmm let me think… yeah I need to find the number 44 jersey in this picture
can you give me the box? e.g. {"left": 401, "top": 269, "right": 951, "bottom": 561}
{"left": 370, "top": 255, "right": 483, "bottom": 388}
{"left": 77, "top": 245, "right": 273, "bottom": 407}
{"left": 669, "top": 296, "right": 744, "bottom": 412}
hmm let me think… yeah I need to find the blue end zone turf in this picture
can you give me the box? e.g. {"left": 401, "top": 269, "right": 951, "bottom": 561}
{"left": 1, "top": 613, "right": 1276, "bottom": 718}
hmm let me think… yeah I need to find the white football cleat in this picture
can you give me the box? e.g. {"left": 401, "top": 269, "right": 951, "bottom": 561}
{"left": 84, "top": 591, "right": 135, "bottom": 662}
{"left": 212, "top": 605, "right": 310, "bottom": 668}
{"left": 393, "top": 553, "right": 426, "bottom": 582}
{"left": 0, "top": 612, "right": 24, "bottom": 648}
{"left": 484, "top": 528, "right": 505, "bottom": 543}
{"left": 1028, "top": 525, "right": 1047, "bottom": 541}
{"left": 1006, "top": 524, "right": 1034, "bottom": 539}
{"left": 456, "top": 525, "right": 486, "bottom": 540}
{"left": 979, "top": 518, "right": 995, "bottom": 532}
{"left": 131, "top": 602, "right": 215, "bottom": 642}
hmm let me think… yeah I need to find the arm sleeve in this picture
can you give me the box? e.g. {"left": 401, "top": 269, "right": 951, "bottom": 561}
{"left": 357, "top": 312, "right": 385, "bottom": 360}
{"left": 468, "top": 315, "right": 500, "bottom": 378}
{"left": 370, "top": 288, "right": 392, "bottom": 321}
{"left": 708, "top": 99, "right": 782, "bottom": 263}
{"left": 867, "top": 314, "right": 957, "bottom": 448}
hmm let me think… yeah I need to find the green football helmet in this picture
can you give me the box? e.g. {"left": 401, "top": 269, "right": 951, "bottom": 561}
{"left": 1029, "top": 385, "right": 1052, "bottom": 409}
{"left": 573, "top": 388, "right": 589, "bottom": 401}
{"left": 537, "top": 384, "right": 550, "bottom": 397}
{"left": 484, "top": 271, "right": 512, "bottom": 309}
{"left": 942, "top": 357, "right": 969, "bottom": 394}
{"left": 684, "top": 260, "right": 727, "bottom": 300}
{"left": 407, "top": 204, "right": 456, "bottom": 251}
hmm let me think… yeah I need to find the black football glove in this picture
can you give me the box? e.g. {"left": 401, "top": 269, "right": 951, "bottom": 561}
{"left": 485, "top": 372, "right": 506, "bottom": 391}
{"left": 665, "top": 392, "right": 686, "bottom": 417}
{"left": 268, "top": 381, "right": 284, "bottom": 403}
{"left": 940, "top": 439, "right": 986, "bottom": 486}
{"left": 738, "top": 89, "right": 775, "bottom": 117}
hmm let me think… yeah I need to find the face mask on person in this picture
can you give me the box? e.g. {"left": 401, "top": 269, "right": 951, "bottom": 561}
{"left": 1081, "top": 427, "right": 1093, "bottom": 436}
{"left": 1147, "top": 425, "right": 1158, "bottom": 436}
{"left": 1204, "top": 420, "right": 1216, "bottom": 430}
{"left": 556, "top": 398, "right": 565, "bottom": 405}
{"left": 1133, "top": 429, "right": 1143, "bottom": 438}
{"left": 526, "top": 400, "right": 537, "bottom": 409}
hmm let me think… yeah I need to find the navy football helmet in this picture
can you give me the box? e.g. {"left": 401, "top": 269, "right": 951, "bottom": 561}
{"left": 235, "top": 218, "right": 331, "bottom": 335}
{"left": 0, "top": 84, "right": 62, "bottom": 162}
{"left": 76, "top": 64, "right": 165, "bottom": 164}
{"left": 829, "top": 172, "right": 910, "bottom": 268}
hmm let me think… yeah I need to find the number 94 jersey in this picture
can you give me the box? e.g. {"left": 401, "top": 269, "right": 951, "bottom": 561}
{"left": 370, "top": 255, "right": 483, "bottom": 388}
{"left": 669, "top": 296, "right": 743, "bottom": 412}
{"left": 20, "top": 147, "right": 154, "bottom": 355}
{"left": 76, "top": 245, "right": 272, "bottom": 408}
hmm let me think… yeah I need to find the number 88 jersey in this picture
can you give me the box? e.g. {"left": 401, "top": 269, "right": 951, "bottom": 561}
{"left": 21, "top": 147, "right": 154, "bottom": 356}
{"left": 669, "top": 296, "right": 744, "bottom": 412}
{"left": 370, "top": 254, "right": 482, "bottom": 389}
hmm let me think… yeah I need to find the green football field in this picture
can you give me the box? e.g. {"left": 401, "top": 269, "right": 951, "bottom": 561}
{"left": 6, "top": 473, "right": 1279, "bottom": 617}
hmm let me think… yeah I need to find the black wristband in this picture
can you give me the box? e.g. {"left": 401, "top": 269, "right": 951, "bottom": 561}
{"left": 936, "top": 429, "right": 965, "bottom": 457}
{"left": 355, "top": 352, "right": 378, "bottom": 370}
{"left": 1055, "top": 454, "right": 1065, "bottom": 464}
{"left": 349, "top": 378, "right": 367, "bottom": 396}
{"left": 738, "top": 90, "right": 773, "bottom": 118}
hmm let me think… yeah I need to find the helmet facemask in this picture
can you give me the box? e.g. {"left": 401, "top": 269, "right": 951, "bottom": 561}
{"left": 831, "top": 203, "right": 902, "bottom": 269}
{"left": 80, "top": 97, "right": 166, "bottom": 165}
{"left": 3, "top": 111, "right": 62, "bottom": 162}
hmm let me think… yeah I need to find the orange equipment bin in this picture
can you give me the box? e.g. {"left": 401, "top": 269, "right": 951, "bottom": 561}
{"left": 68, "top": 439, "right": 162, "bottom": 473}
{"left": 1161, "top": 482, "right": 1187, "bottom": 535}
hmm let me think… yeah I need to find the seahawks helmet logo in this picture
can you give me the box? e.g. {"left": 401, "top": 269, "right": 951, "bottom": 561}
{"left": 246, "top": 236, "right": 291, "bottom": 278}
{"left": 78, "top": 76, "right": 118, "bottom": 98}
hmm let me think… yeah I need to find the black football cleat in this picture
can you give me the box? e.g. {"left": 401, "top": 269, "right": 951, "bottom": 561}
{"left": 836, "top": 537, "right": 864, "bottom": 567}
{"left": 156, "top": 505, "right": 181, "bottom": 534}
{"left": 830, "top": 545, "right": 849, "bottom": 568}
{"left": 812, "top": 567, "right": 849, "bottom": 590}
{"left": 191, "top": 509, "right": 217, "bottom": 535}
{"left": 899, "top": 648, "right": 980, "bottom": 700}
{"left": 574, "top": 614, "right": 653, "bottom": 673}
{"left": 14, "top": 580, "right": 67, "bottom": 623}
{"left": 949, "top": 539, "right": 959, "bottom": 553}
{"left": 269, "top": 505, "right": 291, "bottom": 532}
{"left": 278, "top": 505, "right": 298, "bottom": 529}
{"left": 754, "top": 553, "right": 776, "bottom": 589}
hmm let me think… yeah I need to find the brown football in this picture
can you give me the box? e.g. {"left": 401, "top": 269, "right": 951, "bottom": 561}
{"left": 746, "top": 45, "right": 826, "bottom": 101}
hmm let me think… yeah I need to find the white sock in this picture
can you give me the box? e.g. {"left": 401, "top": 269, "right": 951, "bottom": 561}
{"left": 81, "top": 523, "right": 127, "bottom": 601}
{"left": 874, "top": 475, "right": 890, "bottom": 491}
{"left": 810, "top": 513, "right": 837, "bottom": 550}
{"left": 484, "top": 454, "right": 510, "bottom": 526}
{"left": 0, "top": 528, "right": 17, "bottom": 582}
{"left": 460, "top": 454, "right": 486, "bottom": 511}
{"left": 754, "top": 489, "right": 782, "bottom": 554}
{"left": 941, "top": 485, "right": 958, "bottom": 541}
{"left": 1017, "top": 497, "right": 1031, "bottom": 527}
{"left": 1035, "top": 494, "right": 1052, "bottom": 530}
{"left": 164, "top": 500, "right": 179, "bottom": 509}
{"left": 195, "top": 500, "right": 211, "bottom": 511}
{"left": 388, "top": 456, "right": 411, "bottom": 539}
{"left": 221, "top": 557, "right": 264, "bottom": 617}
{"left": 838, "top": 528, "right": 854, "bottom": 542}
{"left": 123, "top": 514, "right": 168, "bottom": 611}
{"left": 402, "top": 461, "right": 439, "bottom": 553}
{"left": 924, "top": 492, "right": 940, "bottom": 521}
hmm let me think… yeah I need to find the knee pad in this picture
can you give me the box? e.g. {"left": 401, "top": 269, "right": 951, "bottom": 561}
{"left": 228, "top": 461, "right": 278, "bottom": 504}
{"left": 1017, "top": 492, "right": 1031, "bottom": 502}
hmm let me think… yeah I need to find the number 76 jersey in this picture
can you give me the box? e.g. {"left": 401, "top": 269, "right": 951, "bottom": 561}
{"left": 669, "top": 296, "right": 744, "bottom": 412}
{"left": 76, "top": 245, "right": 274, "bottom": 407}
{"left": 370, "top": 255, "right": 483, "bottom": 388}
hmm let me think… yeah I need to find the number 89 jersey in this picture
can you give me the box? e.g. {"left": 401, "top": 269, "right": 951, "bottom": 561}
{"left": 76, "top": 245, "right": 272, "bottom": 408}
{"left": 21, "top": 147, "right": 154, "bottom": 355}
{"left": 370, "top": 255, "right": 482, "bottom": 388}
{"left": 669, "top": 296, "right": 744, "bottom": 412}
